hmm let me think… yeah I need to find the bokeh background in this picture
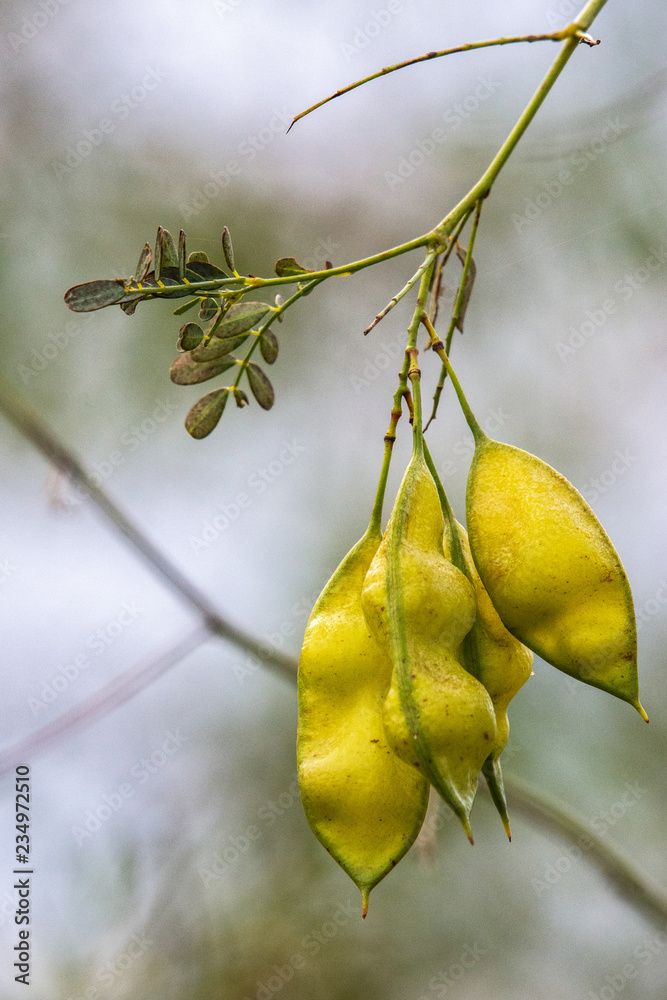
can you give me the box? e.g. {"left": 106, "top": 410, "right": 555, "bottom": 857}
{"left": 1, "top": 0, "right": 666, "bottom": 997}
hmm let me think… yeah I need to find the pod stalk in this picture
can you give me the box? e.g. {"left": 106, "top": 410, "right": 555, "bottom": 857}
{"left": 428, "top": 339, "right": 486, "bottom": 445}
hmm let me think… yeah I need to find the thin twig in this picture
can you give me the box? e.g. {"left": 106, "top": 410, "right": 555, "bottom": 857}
{"left": 424, "top": 199, "right": 483, "bottom": 430}
{"left": 364, "top": 253, "right": 438, "bottom": 335}
{"left": 0, "top": 376, "right": 297, "bottom": 681}
{"left": 287, "top": 28, "right": 598, "bottom": 132}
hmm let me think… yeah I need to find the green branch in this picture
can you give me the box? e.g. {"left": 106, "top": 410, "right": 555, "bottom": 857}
{"left": 406, "top": 255, "right": 438, "bottom": 455}
{"left": 424, "top": 200, "right": 483, "bottom": 431}
{"left": 64, "top": 1, "right": 610, "bottom": 328}
{"left": 97, "top": 236, "right": 432, "bottom": 313}
{"left": 433, "top": 0, "right": 610, "bottom": 240}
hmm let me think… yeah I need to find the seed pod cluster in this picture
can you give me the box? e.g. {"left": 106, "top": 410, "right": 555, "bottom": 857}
{"left": 361, "top": 454, "right": 497, "bottom": 843}
{"left": 298, "top": 356, "right": 646, "bottom": 916}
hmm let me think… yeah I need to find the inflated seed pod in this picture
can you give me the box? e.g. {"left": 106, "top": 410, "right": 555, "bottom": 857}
{"left": 442, "top": 353, "right": 647, "bottom": 721}
{"left": 361, "top": 454, "right": 497, "bottom": 841}
{"left": 297, "top": 527, "right": 429, "bottom": 918}
{"left": 455, "top": 525, "right": 532, "bottom": 751}
{"left": 455, "top": 523, "right": 533, "bottom": 835}
{"left": 423, "top": 443, "right": 531, "bottom": 836}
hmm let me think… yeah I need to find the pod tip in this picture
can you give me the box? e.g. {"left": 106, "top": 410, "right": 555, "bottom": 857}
{"left": 635, "top": 700, "right": 649, "bottom": 723}
{"left": 361, "top": 888, "right": 369, "bottom": 919}
{"left": 459, "top": 812, "right": 474, "bottom": 845}
{"left": 454, "top": 804, "right": 474, "bottom": 844}
{"left": 481, "top": 756, "right": 511, "bottom": 839}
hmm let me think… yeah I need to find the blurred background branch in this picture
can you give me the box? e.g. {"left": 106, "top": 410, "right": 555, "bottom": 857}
{"left": 0, "top": 375, "right": 297, "bottom": 682}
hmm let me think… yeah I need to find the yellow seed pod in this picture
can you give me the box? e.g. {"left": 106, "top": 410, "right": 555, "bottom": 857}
{"left": 441, "top": 351, "right": 647, "bottom": 722}
{"left": 297, "top": 527, "right": 429, "bottom": 917}
{"left": 455, "top": 523, "right": 533, "bottom": 757}
{"left": 422, "top": 442, "right": 531, "bottom": 836}
{"left": 361, "top": 454, "right": 497, "bottom": 841}
{"left": 454, "top": 522, "right": 533, "bottom": 836}
{"left": 466, "top": 438, "right": 647, "bottom": 720}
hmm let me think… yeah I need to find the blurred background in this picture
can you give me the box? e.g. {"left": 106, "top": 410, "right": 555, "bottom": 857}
{"left": 1, "top": 0, "right": 666, "bottom": 997}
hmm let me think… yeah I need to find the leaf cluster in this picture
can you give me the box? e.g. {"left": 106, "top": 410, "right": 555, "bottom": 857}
{"left": 64, "top": 226, "right": 293, "bottom": 438}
